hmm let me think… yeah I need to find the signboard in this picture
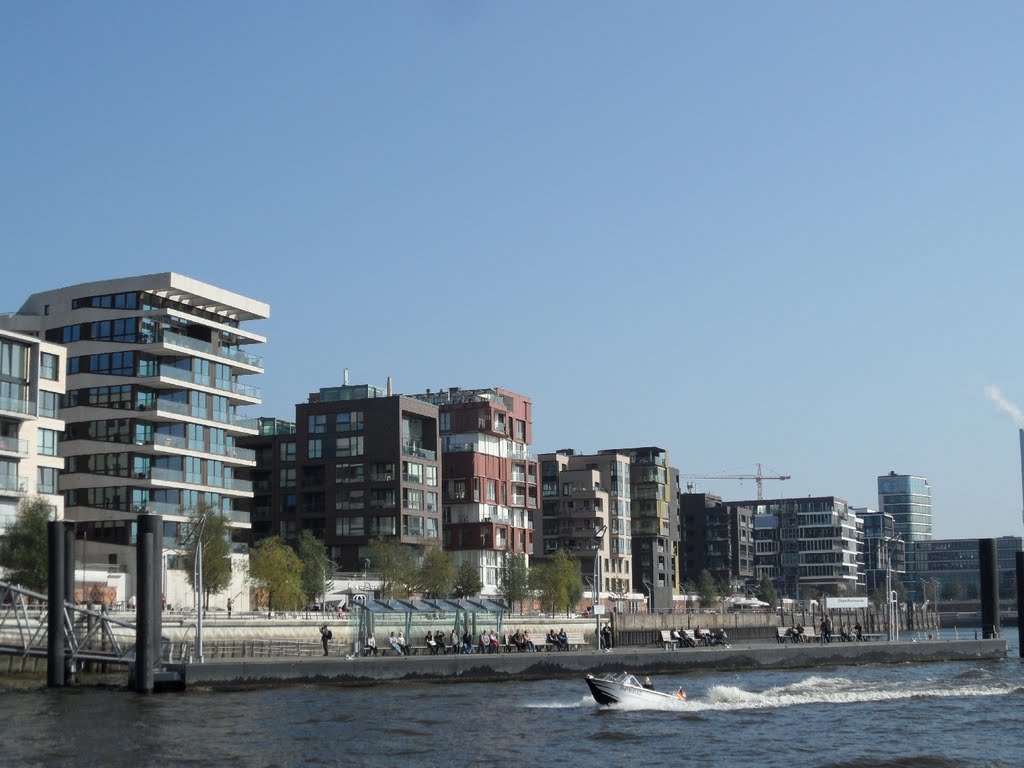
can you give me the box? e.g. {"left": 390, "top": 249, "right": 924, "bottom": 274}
{"left": 825, "top": 596, "right": 868, "bottom": 610}
{"left": 593, "top": 605, "right": 606, "bottom": 616}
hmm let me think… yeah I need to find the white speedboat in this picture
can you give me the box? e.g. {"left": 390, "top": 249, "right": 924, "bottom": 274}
{"left": 585, "top": 672, "right": 687, "bottom": 707}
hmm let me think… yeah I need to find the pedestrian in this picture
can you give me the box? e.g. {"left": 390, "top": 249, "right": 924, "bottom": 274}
{"left": 227, "top": 597, "right": 233, "bottom": 618}
{"left": 319, "top": 624, "right": 332, "bottom": 656}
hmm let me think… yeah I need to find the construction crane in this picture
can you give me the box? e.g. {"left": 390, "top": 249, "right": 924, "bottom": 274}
{"left": 680, "top": 463, "right": 791, "bottom": 501}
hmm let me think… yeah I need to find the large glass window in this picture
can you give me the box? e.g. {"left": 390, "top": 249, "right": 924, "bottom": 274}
{"left": 37, "top": 466, "right": 58, "bottom": 494}
{"left": 402, "top": 461, "right": 423, "bottom": 484}
{"left": 403, "top": 488, "right": 423, "bottom": 510}
{"left": 336, "top": 515, "right": 365, "bottom": 536}
{"left": 280, "top": 442, "right": 296, "bottom": 462}
{"left": 425, "top": 466, "right": 438, "bottom": 487}
{"left": 0, "top": 341, "right": 27, "bottom": 379}
{"left": 40, "top": 353, "right": 59, "bottom": 381}
{"left": 308, "top": 439, "right": 322, "bottom": 459}
{"left": 336, "top": 411, "right": 363, "bottom": 432}
{"left": 308, "top": 414, "right": 327, "bottom": 434}
{"left": 336, "top": 436, "right": 364, "bottom": 457}
{"left": 336, "top": 489, "right": 365, "bottom": 511}
{"left": 280, "top": 468, "right": 296, "bottom": 488}
{"left": 336, "top": 463, "right": 364, "bottom": 483}
{"left": 37, "top": 428, "right": 58, "bottom": 456}
{"left": 38, "top": 391, "right": 59, "bottom": 418}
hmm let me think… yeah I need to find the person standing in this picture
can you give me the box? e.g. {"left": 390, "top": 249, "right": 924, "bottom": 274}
{"left": 319, "top": 624, "right": 332, "bottom": 656}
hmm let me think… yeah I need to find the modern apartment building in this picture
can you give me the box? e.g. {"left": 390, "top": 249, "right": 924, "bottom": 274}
{"left": 241, "top": 377, "right": 441, "bottom": 573}
{"left": 0, "top": 328, "right": 66, "bottom": 535}
{"left": 749, "top": 495, "right": 862, "bottom": 601}
{"left": 600, "top": 446, "right": 678, "bottom": 612}
{"left": 407, "top": 386, "right": 536, "bottom": 597}
{"left": 678, "top": 492, "right": 755, "bottom": 594}
{"left": 537, "top": 450, "right": 635, "bottom": 611}
{"left": 852, "top": 507, "right": 905, "bottom": 597}
{"left": 0, "top": 274, "right": 268, "bottom": 608}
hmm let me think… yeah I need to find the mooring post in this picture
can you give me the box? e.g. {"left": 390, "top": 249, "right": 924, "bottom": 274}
{"left": 150, "top": 515, "right": 163, "bottom": 664}
{"left": 1015, "top": 551, "right": 1024, "bottom": 659}
{"left": 63, "top": 522, "right": 77, "bottom": 682}
{"left": 978, "top": 538, "right": 1000, "bottom": 640}
{"left": 46, "top": 520, "right": 65, "bottom": 688}
{"left": 135, "top": 516, "right": 155, "bottom": 692}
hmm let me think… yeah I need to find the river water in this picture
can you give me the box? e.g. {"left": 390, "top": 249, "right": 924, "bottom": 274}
{"left": 5, "top": 629, "right": 1023, "bottom": 768}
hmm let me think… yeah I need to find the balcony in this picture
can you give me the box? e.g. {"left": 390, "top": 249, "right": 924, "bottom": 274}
{"left": 161, "top": 333, "right": 264, "bottom": 370}
{"left": 402, "top": 443, "right": 436, "bottom": 461}
{"left": 0, "top": 475, "right": 28, "bottom": 494}
{"left": 0, "top": 436, "right": 29, "bottom": 455}
{"left": 155, "top": 365, "right": 262, "bottom": 401}
{"left": 153, "top": 398, "right": 258, "bottom": 432}
{"left": 370, "top": 472, "right": 395, "bottom": 483}
{"left": 0, "top": 396, "right": 35, "bottom": 418}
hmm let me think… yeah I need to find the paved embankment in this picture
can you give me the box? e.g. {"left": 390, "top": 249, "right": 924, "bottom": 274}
{"left": 179, "top": 638, "right": 1007, "bottom": 690}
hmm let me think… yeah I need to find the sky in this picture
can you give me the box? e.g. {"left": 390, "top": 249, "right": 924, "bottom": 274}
{"left": 3, "top": 3, "right": 1024, "bottom": 539}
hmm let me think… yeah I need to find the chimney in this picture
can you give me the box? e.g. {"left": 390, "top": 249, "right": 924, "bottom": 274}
{"left": 1019, "top": 429, "right": 1024, "bottom": 525}
{"left": 386, "top": 376, "right": 393, "bottom": 396}
{"left": 343, "top": 368, "right": 349, "bottom": 386}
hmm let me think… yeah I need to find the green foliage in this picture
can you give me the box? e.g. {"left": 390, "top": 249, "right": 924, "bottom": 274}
{"left": 498, "top": 552, "right": 530, "bottom": 613}
{"left": 530, "top": 549, "right": 582, "bottom": 616}
{"left": 180, "top": 505, "right": 232, "bottom": 608}
{"left": 297, "top": 530, "right": 332, "bottom": 605}
{"left": 248, "top": 536, "right": 304, "bottom": 612}
{"left": 367, "top": 537, "right": 417, "bottom": 599}
{"left": 696, "top": 570, "right": 719, "bottom": 610}
{"left": 0, "top": 497, "right": 52, "bottom": 591}
{"left": 756, "top": 576, "right": 779, "bottom": 608}
{"left": 418, "top": 547, "right": 455, "bottom": 598}
{"left": 452, "top": 559, "right": 483, "bottom": 599}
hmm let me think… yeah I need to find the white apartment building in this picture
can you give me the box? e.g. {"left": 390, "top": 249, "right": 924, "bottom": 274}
{"left": 0, "top": 273, "right": 268, "bottom": 609}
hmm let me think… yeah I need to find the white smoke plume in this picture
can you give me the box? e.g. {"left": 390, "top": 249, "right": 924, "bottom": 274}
{"left": 984, "top": 385, "right": 1024, "bottom": 427}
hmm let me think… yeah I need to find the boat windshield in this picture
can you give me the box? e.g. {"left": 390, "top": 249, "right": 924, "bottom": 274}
{"left": 611, "top": 673, "right": 641, "bottom": 687}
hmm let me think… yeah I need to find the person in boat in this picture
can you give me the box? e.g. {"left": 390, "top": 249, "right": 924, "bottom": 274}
{"left": 642, "top": 676, "right": 655, "bottom": 690}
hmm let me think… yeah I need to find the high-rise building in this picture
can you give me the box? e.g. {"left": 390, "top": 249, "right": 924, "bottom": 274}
{"left": 0, "top": 274, "right": 268, "bottom": 608}
{"left": 913, "top": 536, "right": 1022, "bottom": 605}
{"left": 679, "top": 492, "right": 755, "bottom": 594}
{"left": 599, "top": 447, "right": 678, "bottom": 612}
{"left": 241, "top": 377, "right": 441, "bottom": 573}
{"left": 0, "top": 328, "right": 66, "bottom": 534}
{"left": 407, "top": 386, "right": 536, "bottom": 597}
{"left": 537, "top": 450, "right": 636, "bottom": 611}
{"left": 877, "top": 471, "right": 931, "bottom": 595}
{"left": 748, "top": 496, "right": 862, "bottom": 601}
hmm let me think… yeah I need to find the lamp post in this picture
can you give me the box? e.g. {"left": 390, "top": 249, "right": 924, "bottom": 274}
{"left": 593, "top": 524, "right": 607, "bottom": 651}
{"left": 884, "top": 533, "right": 901, "bottom": 642}
{"left": 929, "top": 578, "right": 941, "bottom": 630}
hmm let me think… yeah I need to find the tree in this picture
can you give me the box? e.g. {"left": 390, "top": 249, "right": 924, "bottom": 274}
{"left": 367, "top": 537, "right": 417, "bottom": 599}
{"left": 248, "top": 536, "right": 304, "bottom": 614}
{"left": 180, "top": 506, "right": 232, "bottom": 610}
{"left": 452, "top": 559, "right": 483, "bottom": 599}
{"left": 756, "top": 576, "right": 779, "bottom": 608}
{"left": 297, "top": 530, "right": 331, "bottom": 607}
{"left": 0, "top": 496, "right": 52, "bottom": 591}
{"left": 498, "top": 552, "right": 530, "bottom": 613}
{"left": 530, "top": 549, "right": 583, "bottom": 617}
{"left": 419, "top": 547, "right": 455, "bottom": 598}
{"left": 696, "top": 570, "right": 719, "bottom": 611}
{"left": 608, "top": 577, "right": 631, "bottom": 613}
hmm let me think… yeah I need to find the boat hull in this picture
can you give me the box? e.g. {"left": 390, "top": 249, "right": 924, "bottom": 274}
{"left": 585, "top": 674, "right": 686, "bottom": 707}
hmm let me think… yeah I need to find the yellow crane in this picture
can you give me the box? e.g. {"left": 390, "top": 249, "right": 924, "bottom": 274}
{"left": 680, "top": 463, "right": 791, "bottom": 501}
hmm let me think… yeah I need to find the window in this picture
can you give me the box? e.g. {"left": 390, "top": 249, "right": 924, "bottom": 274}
{"left": 403, "top": 514, "right": 424, "bottom": 536}
{"left": 486, "top": 480, "right": 496, "bottom": 502}
{"left": 426, "top": 492, "right": 438, "bottom": 512}
{"left": 40, "top": 353, "right": 59, "bottom": 381}
{"left": 425, "top": 466, "right": 438, "bottom": 487}
{"left": 439, "top": 412, "right": 450, "bottom": 431}
{"left": 37, "top": 429, "right": 58, "bottom": 456}
{"left": 308, "top": 439, "right": 322, "bottom": 459}
{"left": 336, "top": 489, "right": 365, "bottom": 511}
{"left": 403, "top": 488, "right": 423, "bottom": 510}
{"left": 402, "top": 461, "right": 423, "bottom": 484}
{"left": 336, "top": 411, "right": 363, "bottom": 432}
{"left": 185, "top": 457, "right": 203, "bottom": 485}
{"left": 37, "top": 467, "right": 58, "bottom": 494}
{"left": 38, "top": 391, "right": 59, "bottom": 419}
{"left": 426, "top": 517, "right": 438, "bottom": 539}
{"left": 280, "top": 468, "right": 296, "bottom": 488}
{"left": 308, "top": 414, "right": 327, "bottom": 434}
{"left": 336, "top": 463, "right": 364, "bottom": 483}
{"left": 336, "top": 436, "right": 364, "bottom": 457}
{"left": 336, "top": 516, "right": 365, "bottom": 536}
{"left": 370, "top": 515, "right": 396, "bottom": 536}
{"left": 280, "top": 442, "right": 296, "bottom": 462}
{"left": 371, "top": 463, "right": 395, "bottom": 482}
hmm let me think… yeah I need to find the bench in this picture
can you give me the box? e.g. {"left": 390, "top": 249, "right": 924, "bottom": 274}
{"left": 776, "top": 626, "right": 818, "bottom": 643}
{"left": 660, "top": 629, "right": 697, "bottom": 649}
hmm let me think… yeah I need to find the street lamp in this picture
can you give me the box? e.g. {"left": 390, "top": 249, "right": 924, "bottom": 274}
{"left": 593, "top": 524, "right": 607, "bottom": 651}
{"left": 884, "top": 533, "right": 902, "bottom": 642}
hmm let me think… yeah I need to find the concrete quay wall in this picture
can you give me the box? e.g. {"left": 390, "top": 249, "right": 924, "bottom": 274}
{"left": 180, "top": 638, "right": 1007, "bottom": 690}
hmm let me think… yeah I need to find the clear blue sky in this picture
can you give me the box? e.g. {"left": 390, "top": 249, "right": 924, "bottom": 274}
{"left": 3, "top": 3, "right": 1023, "bottom": 539}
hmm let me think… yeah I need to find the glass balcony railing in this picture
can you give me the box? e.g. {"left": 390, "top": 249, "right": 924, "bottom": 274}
{"left": 0, "top": 436, "right": 29, "bottom": 455}
{"left": 0, "top": 475, "right": 29, "bottom": 493}
{"left": 0, "top": 396, "right": 35, "bottom": 417}
{"left": 161, "top": 333, "right": 264, "bottom": 369}
{"left": 156, "top": 365, "right": 262, "bottom": 400}
{"left": 153, "top": 399, "right": 258, "bottom": 432}
{"left": 225, "top": 477, "right": 253, "bottom": 493}
{"left": 402, "top": 443, "right": 436, "bottom": 460}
